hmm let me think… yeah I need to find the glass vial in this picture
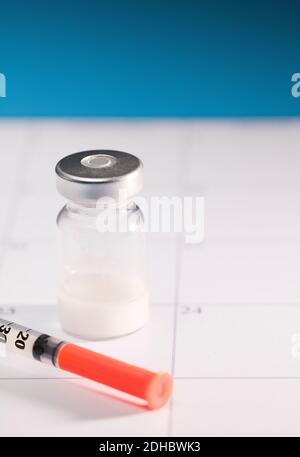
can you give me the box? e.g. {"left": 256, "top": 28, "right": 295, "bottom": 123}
{"left": 55, "top": 150, "right": 149, "bottom": 340}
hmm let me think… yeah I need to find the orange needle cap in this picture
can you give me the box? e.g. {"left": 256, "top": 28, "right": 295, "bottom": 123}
{"left": 58, "top": 343, "right": 173, "bottom": 410}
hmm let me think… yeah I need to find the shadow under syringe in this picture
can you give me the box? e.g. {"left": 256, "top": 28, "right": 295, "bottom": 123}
{"left": 0, "top": 358, "right": 147, "bottom": 422}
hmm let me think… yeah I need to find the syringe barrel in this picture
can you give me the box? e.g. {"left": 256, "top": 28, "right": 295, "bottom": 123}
{"left": 0, "top": 318, "right": 64, "bottom": 364}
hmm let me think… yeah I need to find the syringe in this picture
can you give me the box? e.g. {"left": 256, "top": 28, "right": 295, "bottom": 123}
{"left": 0, "top": 318, "right": 172, "bottom": 410}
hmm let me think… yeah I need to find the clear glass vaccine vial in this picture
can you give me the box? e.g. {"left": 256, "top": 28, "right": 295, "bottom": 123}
{"left": 55, "top": 150, "right": 149, "bottom": 340}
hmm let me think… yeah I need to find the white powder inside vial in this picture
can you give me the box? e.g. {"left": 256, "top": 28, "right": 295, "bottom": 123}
{"left": 58, "top": 273, "right": 149, "bottom": 340}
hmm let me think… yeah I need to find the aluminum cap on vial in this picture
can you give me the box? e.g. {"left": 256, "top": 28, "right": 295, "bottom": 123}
{"left": 55, "top": 150, "right": 143, "bottom": 204}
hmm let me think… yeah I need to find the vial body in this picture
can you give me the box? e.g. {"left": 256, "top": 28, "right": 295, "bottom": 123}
{"left": 57, "top": 201, "right": 149, "bottom": 339}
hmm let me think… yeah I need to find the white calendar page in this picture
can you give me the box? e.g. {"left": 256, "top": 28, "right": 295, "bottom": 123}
{"left": 1, "top": 120, "right": 300, "bottom": 437}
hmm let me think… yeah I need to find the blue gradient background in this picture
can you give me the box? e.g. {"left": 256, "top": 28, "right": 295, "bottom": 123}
{"left": 0, "top": 0, "right": 299, "bottom": 117}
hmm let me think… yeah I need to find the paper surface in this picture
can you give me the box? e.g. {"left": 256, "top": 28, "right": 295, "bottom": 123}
{"left": 1, "top": 120, "right": 300, "bottom": 436}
